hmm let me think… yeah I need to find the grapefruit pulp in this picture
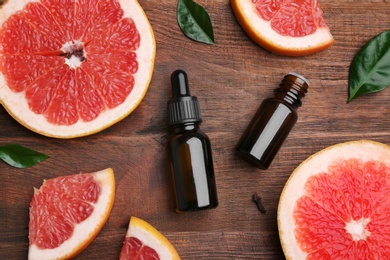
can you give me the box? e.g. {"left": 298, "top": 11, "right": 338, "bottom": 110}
{"left": 278, "top": 140, "right": 390, "bottom": 259}
{"left": 0, "top": 0, "right": 156, "bottom": 138}
{"left": 28, "top": 168, "right": 115, "bottom": 260}
{"left": 230, "top": 0, "right": 334, "bottom": 56}
{"left": 120, "top": 216, "right": 180, "bottom": 260}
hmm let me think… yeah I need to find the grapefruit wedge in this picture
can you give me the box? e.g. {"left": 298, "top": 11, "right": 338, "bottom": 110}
{"left": 278, "top": 140, "right": 390, "bottom": 259}
{"left": 120, "top": 216, "right": 180, "bottom": 260}
{"left": 28, "top": 168, "right": 115, "bottom": 260}
{"left": 0, "top": 0, "right": 155, "bottom": 138}
{"left": 231, "top": 0, "right": 334, "bottom": 56}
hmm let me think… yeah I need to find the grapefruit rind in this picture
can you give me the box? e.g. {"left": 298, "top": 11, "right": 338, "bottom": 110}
{"left": 28, "top": 168, "right": 115, "bottom": 260}
{"left": 0, "top": 0, "right": 156, "bottom": 138}
{"left": 230, "top": 0, "right": 334, "bottom": 56}
{"left": 124, "top": 216, "right": 180, "bottom": 260}
{"left": 277, "top": 140, "right": 390, "bottom": 259}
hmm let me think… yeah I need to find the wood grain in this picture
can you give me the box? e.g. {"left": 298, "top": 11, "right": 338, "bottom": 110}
{"left": 1, "top": 0, "right": 390, "bottom": 259}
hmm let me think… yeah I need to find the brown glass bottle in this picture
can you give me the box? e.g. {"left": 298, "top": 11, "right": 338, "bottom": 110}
{"left": 235, "top": 73, "right": 310, "bottom": 169}
{"left": 167, "top": 70, "right": 218, "bottom": 212}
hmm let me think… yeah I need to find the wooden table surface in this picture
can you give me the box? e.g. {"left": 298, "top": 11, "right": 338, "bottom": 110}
{"left": 1, "top": 0, "right": 390, "bottom": 259}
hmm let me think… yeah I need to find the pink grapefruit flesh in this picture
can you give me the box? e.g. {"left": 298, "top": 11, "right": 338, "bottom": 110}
{"left": 230, "top": 0, "right": 334, "bottom": 56}
{"left": 0, "top": 0, "right": 155, "bottom": 138}
{"left": 120, "top": 237, "right": 160, "bottom": 259}
{"left": 119, "top": 216, "right": 180, "bottom": 260}
{"left": 28, "top": 168, "right": 115, "bottom": 260}
{"left": 278, "top": 140, "right": 390, "bottom": 259}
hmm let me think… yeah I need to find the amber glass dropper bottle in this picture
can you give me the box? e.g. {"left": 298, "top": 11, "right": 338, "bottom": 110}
{"left": 235, "top": 72, "right": 310, "bottom": 169}
{"left": 167, "top": 70, "right": 218, "bottom": 212}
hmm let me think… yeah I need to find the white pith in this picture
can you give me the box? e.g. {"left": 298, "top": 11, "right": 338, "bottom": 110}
{"left": 126, "top": 217, "right": 175, "bottom": 259}
{"left": 0, "top": 0, "right": 156, "bottom": 138}
{"left": 278, "top": 140, "right": 390, "bottom": 259}
{"left": 235, "top": 0, "right": 333, "bottom": 50}
{"left": 345, "top": 218, "right": 371, "bottom": 241}
{"left": 62, "top": 40, "right": 85, "bottom": 69}
{"left": 28, "top": 168, "right": 115, "bottom": 260}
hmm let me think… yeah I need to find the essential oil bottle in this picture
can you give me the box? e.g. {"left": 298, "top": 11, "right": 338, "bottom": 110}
{"left": 166, "top": 69, "right": 218, "bottom": 212}
{"left": 235, "top": 72, "right": 310, "bottom": 169}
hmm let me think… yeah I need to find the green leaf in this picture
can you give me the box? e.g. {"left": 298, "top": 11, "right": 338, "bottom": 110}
{"left": 177, "top": 0, "right": 214, "bottom": 45}
{"left": 348, "top": 29, "right": 390, "bottom": 103}
{"left": 0, "top": 144, "right": 49, "bottom": 168}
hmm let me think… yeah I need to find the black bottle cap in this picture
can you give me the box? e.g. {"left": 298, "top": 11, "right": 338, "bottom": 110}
{"left": 168, "top": 70, "right": 202, "bottom": 127}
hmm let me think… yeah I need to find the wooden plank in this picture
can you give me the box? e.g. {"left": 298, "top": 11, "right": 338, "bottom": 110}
{"left": 1, "top": 0, "right": 390, "bottom": 259}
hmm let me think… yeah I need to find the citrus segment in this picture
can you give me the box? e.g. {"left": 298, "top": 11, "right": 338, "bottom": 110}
{"left": 28, "top": 168, "right": 115, "bottom": 260}
{"left": 0, "top": 9, "right": 62, "bottom": 54}
{"left": 121, "top": 237, "right": 160, "bottom": 259}
{"left": 0, "top": 0, "right": 155, "bottom": 138}
{"left": 120, "top": 216, "right": 180, "bottom": 260}
{"left": 253, "top": 0, "right": 327, "bottom": 37}
{"left": 278, "top": 140, "right": 390, "bottom": 259}
{"left": 230, "top": 0, "right": 334, "bottom": 56}
{"left": 24, "top": 1, "right": 70, "bottom": 44}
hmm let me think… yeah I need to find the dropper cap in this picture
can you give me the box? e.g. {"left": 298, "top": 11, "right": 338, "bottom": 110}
{"left": 168, "top": 70, "right": 202, "bottom": 127}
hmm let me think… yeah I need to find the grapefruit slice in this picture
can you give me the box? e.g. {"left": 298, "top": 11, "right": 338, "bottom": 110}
{"left": 230, "top": 0, "right": 334, "bottom": 56}
{"left": 119, "top": 216, "right": 180, "bottom": 260}
{"left": 0, "top": 0, "right": 155, "bottom": 138}
{"left": 278, "top": 140, "right": 390, "bottom": 259}
{"left": 28, "top": 168, "right": 115, "bottom": 260}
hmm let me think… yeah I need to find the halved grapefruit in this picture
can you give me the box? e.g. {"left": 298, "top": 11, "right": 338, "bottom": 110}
{"left": 0, "top": 0, "right": 155, "bottom": 138}
{"left": 278, "top": 140, "right": 390, "bottom": 259}
{"left": 28, "top": 168, "right": 115, "bottom": 260}
{"left": 119, "top": 216, "right": 180, "bottom": 260}
{"left": 230, "top": 0, "right": 334, "bottom": 56}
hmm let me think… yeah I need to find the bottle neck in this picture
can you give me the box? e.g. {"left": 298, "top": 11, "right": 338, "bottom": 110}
{"left": 169, "top": 122, "right": 200, "bottom": 134}
{"left": 274, "top": 73, "right": 309, "bottom": 109}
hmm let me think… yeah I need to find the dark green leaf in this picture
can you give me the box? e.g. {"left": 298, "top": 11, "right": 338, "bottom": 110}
{"left": 348, "top": 29, "right": 390, "bottom": 103}
{"left": 0, "top": 144, "right": 49, "bottom": 168}
{"left": 177, "top": 0, "right": 214, "bottom": 45}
